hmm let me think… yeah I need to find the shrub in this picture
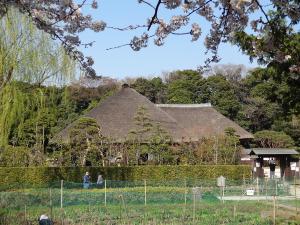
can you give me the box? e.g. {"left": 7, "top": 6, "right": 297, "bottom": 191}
{"left": 254, "top": 130, "right": 295, "bottom": 148}
{"left": 0, "top": 146, "right": 31, "bottom": 167}
{"left": 0, "top": 165, "right": 251, "bottom": 189}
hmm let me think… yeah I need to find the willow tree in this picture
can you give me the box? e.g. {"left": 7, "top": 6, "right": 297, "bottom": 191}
{"left": 0, "top": 8, "right": 75, "bottom": 89}
{"left": 0, "top": 1, "right": 104, "bottom": 77}
{"left": 0, "top": 8, "right": 75, "bottom": 147}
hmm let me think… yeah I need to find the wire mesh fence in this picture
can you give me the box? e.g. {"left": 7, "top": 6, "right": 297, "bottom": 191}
{"left": 1, "top": 178, "right": 299, "bottom": 225}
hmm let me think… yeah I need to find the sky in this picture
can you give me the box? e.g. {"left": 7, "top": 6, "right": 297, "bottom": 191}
{"left": 78, "top": 0, "right": 258, "bottom": 79}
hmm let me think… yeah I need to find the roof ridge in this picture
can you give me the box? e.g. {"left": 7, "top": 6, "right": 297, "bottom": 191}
{"left": 156, "top": 103, "right": 212, "bottom": 108}
{"left": 127, "top": 88, "right": 178, "bottom": 124}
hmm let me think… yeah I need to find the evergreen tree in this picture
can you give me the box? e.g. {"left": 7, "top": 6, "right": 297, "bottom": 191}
{"left": 69, "top": 117, "right": 105, "bottom": 166}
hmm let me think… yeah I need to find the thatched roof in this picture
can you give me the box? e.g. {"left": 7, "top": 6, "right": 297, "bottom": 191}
{"left": 55, "top": 86, "right": 187, "bottom": 143}
{"left": 55, "top": 86, "right": 253, "bottom": 143}
{"left": 156, "top": 104, "right": 254, "bottom": 140}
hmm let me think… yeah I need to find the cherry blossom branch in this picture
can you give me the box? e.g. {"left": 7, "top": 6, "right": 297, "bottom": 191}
{"left": 1, "top": 0, "right": 298, "bottom": 76}
{"left": 139, "top": 0, "right": 156, "bottom": 9}
{"left": 105, "top": 43, "right": 131, "bottom": 51}
{"left": 171, "top": 32, "right": 190, "bottom": 35}
{"left": 106, "top": 34, "right": 155, "bottom": 51}
{"left": 107, "top": 24, "right": 148, "bottom": 31}
{"left": 185, "top": 0, "right": 213, "bottom": 17}
{"left": 49, "top": 0, "right": 89, "bottom": 26}
{"left": 148, "top": 0, "right": 162, "bottom": 31}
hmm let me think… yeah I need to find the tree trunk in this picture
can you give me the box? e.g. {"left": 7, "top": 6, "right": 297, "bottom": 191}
{"left": 82, "top": 137, "right": 90, "bottom": 166}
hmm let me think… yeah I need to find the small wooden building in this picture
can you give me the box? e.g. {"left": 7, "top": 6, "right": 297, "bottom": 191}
{"left": 243, "top": 148, "right": 300, "bottom": 179}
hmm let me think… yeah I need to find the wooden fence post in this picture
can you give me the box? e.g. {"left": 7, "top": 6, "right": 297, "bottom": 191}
{"left": 273, "top": 196, "right": 276, "bottom": 225}
{"left": 222, "top": 186, "right": 225, "bottom": 203}
{"left": 294, "top": 176, "right": 297, "bottom": 214}
{"left": 184, "top": 180, "right": 187, "bottom": 206}
{"left": 104, "top": 180, "right": 107, "bottom": 207}
{"left": 24, "top": 205, "right": 27, "bottom": 224}
{"left": 275, "top": 179, "right": 278, "bottom": 196}
{"left": 49, "top": 188, "right": 53, "bottom": 219}
{"left": 265, "top": 179, "right": 268, "bottom": 197}
{"left": 256, "top": 178, "right": 259, "bottom": 197}
{"left": 144, "top": 180, "right": 147, "bottom": 206}
{"left": 60, "top": 180, "right": 63, "bottom": 209}
{"left": 233, "top": 205, "right": 236, "bottom": 220}
{"left": 193, "top": 193, "right": 196, "bottom": 224}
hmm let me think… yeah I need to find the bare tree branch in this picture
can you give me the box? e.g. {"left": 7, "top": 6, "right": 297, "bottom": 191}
{"left": 254, "top": 0, "right": 270, "bottom": 24}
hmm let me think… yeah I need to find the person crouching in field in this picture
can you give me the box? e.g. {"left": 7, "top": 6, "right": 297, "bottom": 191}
{"left": 83, "top": 172, "right": 91, "bottom": 189}
{"left": 97, "top": 174, "right": 104, "bottom": 188}
{"left": 38, "top": 214, "right": 53, "bottom": 225}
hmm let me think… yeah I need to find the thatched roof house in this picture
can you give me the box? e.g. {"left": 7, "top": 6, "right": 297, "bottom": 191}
{"left": 55, "top": 85, "right": 253, "bottom": 143}
{"left": 156, "top": 104, "right": 253, "bottom": 141}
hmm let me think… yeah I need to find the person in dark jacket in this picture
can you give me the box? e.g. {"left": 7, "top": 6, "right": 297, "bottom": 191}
{"left": 38, "top": 214, "right": 53, "bottom": 225}
{"left": 269, "top": 158, "right": 276, "bottom": 179}
{"left": 83, "top": 171, "right": 91, "bottom": 189}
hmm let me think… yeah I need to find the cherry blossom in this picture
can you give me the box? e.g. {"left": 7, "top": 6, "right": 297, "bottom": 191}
{"left": 1, "top": 0, "right": 299, "bottom": 73}
{"left": 129, "top": 0, "right": 300, "bottom": 70}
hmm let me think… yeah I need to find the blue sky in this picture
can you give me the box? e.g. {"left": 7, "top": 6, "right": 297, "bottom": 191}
{"left": 79, "top": 0, "right": 258, "bottom": 79}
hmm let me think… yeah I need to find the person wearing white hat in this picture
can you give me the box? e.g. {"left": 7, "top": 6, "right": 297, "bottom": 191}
{"left": 38, "top": 214, "right": 53, "bottom": 225}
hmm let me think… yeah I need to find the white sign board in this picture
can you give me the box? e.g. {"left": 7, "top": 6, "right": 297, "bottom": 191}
{"left": 246, "top": 189, "right": 255, "bottom": 196}
{"left": 217, "top": 176, "right": 226, "bottom": 187}
{"left": 291, "top": 162, "right": 297, "bottom": 171}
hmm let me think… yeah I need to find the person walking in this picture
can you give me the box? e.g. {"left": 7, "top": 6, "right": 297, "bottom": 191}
{"left": 83, "top": 171, "right": 91, "bottom": 189}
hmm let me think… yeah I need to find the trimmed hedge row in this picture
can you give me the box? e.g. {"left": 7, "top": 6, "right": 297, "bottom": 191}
{"left": 0, "top": 165, "right": 251, "bottom": 188}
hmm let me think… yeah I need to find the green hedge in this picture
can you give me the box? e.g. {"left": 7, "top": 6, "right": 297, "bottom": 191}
{"left": 0, "top": 165, "right": 251, "bottom": 188}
